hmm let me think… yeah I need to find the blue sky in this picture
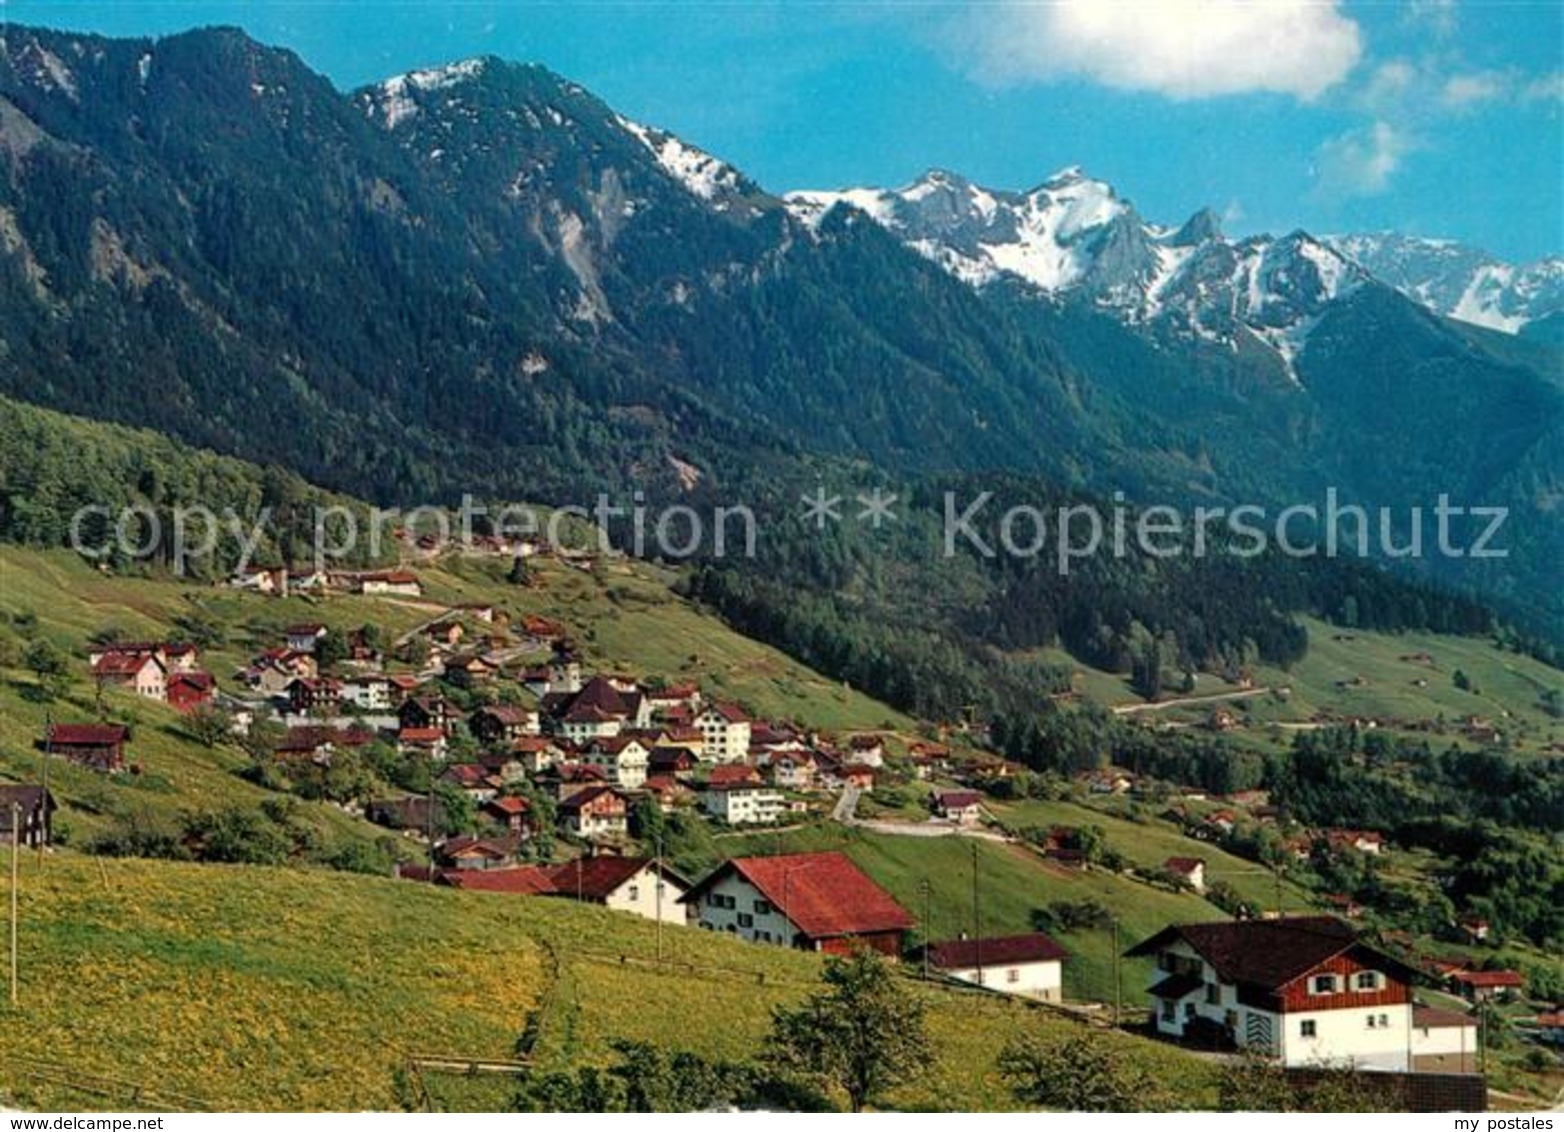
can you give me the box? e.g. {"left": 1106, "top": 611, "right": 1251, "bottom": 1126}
{"left": 10, "top": 1, "right": 1562, "bottom": 259}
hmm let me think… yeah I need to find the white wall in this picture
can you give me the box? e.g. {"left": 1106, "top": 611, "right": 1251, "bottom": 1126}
{"left": 603, "top": 867, "right": 691, "bottom": 925}
{"left": 692, "top": 872, "right": 801, "bottom": 945}
{"left": 1280, "top": 1004, "right": 1413, "bottom": 1071}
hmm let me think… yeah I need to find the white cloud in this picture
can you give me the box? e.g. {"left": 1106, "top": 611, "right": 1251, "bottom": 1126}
{"left": 964, "top": 0, "right": 1363, "bottom": 101}
{"left": 1523, "top": 72, "right": 1564, "bottom": 103}
{"left": 1440, "top": 71, "right": 1508, "bottom": 108}
{"left": 1405, "top": 0, "right": 1458, "bottom": 37}
{"left": 1313, "top": 121, "right": 1415, "bottom": 198}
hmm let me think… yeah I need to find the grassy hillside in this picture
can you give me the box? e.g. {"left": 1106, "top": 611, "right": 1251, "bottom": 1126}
{"left": 0, "top": 855, "right": 1221, "bottom": 1112}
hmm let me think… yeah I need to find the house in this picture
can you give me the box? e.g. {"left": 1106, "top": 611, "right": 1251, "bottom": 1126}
{"left": 1535, "top": 1012, "right": 1564, "bottom": 1047}
{"left": 1163, "top": 857, "right": 1207, "bottom": 894}
{"left": 701, "top": 782, "right": 784, "bottom": 825}
{"left": 442, "top": 653, "right": 498, "bottom": 686}
{"left": 229, "top": 565, "right": 289, "bottom": 594}
{"left": 359, "top": 570, "right": 422, "bottom": 596}
{"left": 396, "top": 727, "right": 449, "bottom": 760}
{"left": 0, "top": 785, "right": 56, "bottom": 848}
{"left": 286, "top": 676, "right": 342, "bottom": 714}
{"left": 647, "top": 682, "right": 701, "bottom": 714}
{"left": 285, "top": 623, "right": 329, "bottom": 653}
{"left": 707, "top": 763, "right": 761, "bottom": 788}
{"left": 436, "top": 834, "right": 518, "bottom": 870}
{"left": 482, "top": 795, "right": 533, "bottom": 836}
{"left": 643, "top": 775, "right": 693, "bottom": 813}
{"left": 165, "top": 671, "right": 216, "bottom": 713}
{"left": 340, "top": 674, "right": 393, "bottom": 713}
{"left": 765, "top": 751, "right": 817, "bottom": 791}
{"left": 558, "top": 785, "right": 629, "bottom": 840}
{"left": 844, "top": 735, "right": 886, "bottom": 768}
{"left": 366, "top": 795, "right": 446, "bottom": 833}
{"left": 682, "top": 851, "right": 914, "bottom": 955}
{"left": 276, "top": 725, "right": 373, "bottom": 765}
{"left": 511, "top": 736, "right": 565, "bottom": 775}
{"left": 440, "top": 763, "right": 503, "bottom": 804}
{"left": 439, "top": 867, "right": 556, "bottom": 895}
{"left": 1410, "top": 1005, "right": 1480, "bottom": 1073}
{"left": 91, "top": 649, "right": 167, "bottom": 700}
{"left": 1126, "top": 916, "right": 1421, "bottom": 1070}
{"left": 579, "top": 736, "right": 650, "bottom": 789}
{"left": 906, "top": 743, "right": 952, "bottom": 780}
{"left": 648, "top": 746, "right": 699, "bottom": 779}
{"left": 545, "top": 763, "right": 609, "bottom": 802}
{"left": 1458, "top": 919, "right": 1491, "bottom": 945}
{"left": 1325, "top": 829, "right": 1385, "bottom": 856}
{"left": 932, "top": 789, "right": 984, "bottom": 826}
{"left": 923, "top": 933, "right": 1069, "bottom": 1001}
{"left": 1448, "top": 968, "right": 1525, "bottom": 1003}
{"left": 40, "top": 723, "right": 129, "bottom": 772}
{"left": 470, "top": 705, "right": 541, "bottom": 745}
{"left": 546, "top": 677, "right": 650, "bottom": 743}
{"left": 398, "top": 695, "right": 461, "bottom": 737}
{"left": 538, "top": 856, "right": 690, "bottom": 924}
{"left": 695, "top": 703, "right": 752, "bottom": 763}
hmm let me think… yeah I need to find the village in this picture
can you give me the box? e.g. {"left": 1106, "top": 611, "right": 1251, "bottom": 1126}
{"left": 4, "top": 543, "right": 1557, "bottom": 1104}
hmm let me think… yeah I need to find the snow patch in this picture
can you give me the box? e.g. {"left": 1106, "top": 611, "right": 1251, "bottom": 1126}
{"left": 616, "top": 115, "right": 743, "bottom": 203}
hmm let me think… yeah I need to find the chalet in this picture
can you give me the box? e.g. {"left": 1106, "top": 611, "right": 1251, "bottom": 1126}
{"left": 579, "top": 736, "right": 650, "bottom": 789}
{"left": 707, "top": 764, "right": 761, "bottom": 788}
{"left": 923, "top": 933, "right": 1069, "bottom": 1001}
{"left": 1086, "top": 771, "right": 1135, "bottom": 795}
{"left": 547, "top": 676, "right": 650, "bottom": 743}
{"left": 558, "top": 785, "right": 629, "bottom": 840}
{"left": 470, "top": 705, "right": 541, "bottom": 745}
{"left": 398, "top": 696, "right": 461, "bottom": 737}
{"left": 346, "top": 628, "right": 383, "bottom": 664}
{"left": 1410, "top": 1005, "right": 1480, "bottom": 1073}
{"left": 422, "top": 620, "right": 465, "bottom": 648}
{"left": 440, "top": 763, "right": 502, "bottom": 804}
{"left": 511, "top": 736, "right": 565, "bottom": 775}
{"left": 387, "top": 674, "right": 423, "bottom": 704}
{"left": 544, "top": 763, "right": 609, "bottom": 802}
{"left": 482, "top": 795, "right": 532, "bottom": 835}
{"left": 643, "top": 775, "right": 693, "bottom": 812}
{"left": 456, "top": 603, "right": 499, "bottom": 624}
{"left": 165, "top": 671, "right": 216, "bottom": 713}
{"left": 844, "top": 735, "right": 886, "bottom": 768}
{"left": 229, "top": 565, "right": 289, "bottom": 595}
{"left": 1126, "top": 916, "right": 1422, "bottom": 1070}
{"left": 539, "top": 856, "right": 690, "bottom": 924}
{"left": 1205, "top": 810, "right": 1238, "bottom": 836}
{"left": 439, "top": 867, "right": 555, "bottom": 895}
{"left": 91, "top": 649, "right": 167, "bottom": 700}
{"left": 0, "top": 785, "right": 56, "bottom": 848}
{"left": 1459, "top": 919, "right": 1491, "bottom": 944}
{"left": 442, "top": 653, "right": 498, "bottom": 686}
{"left": 340, "top": 674, "right": 393, "bottom": 713}
{"left": 41, "top": 723, "right": 129, "bottom": 772}
{"left": 359, "top": 570, "right": 421, "bottom": 596}
{"left": 366, "top": 796, "right": 446, "bottom": 833}
{"left": 286, "top": 676, "right": 342, "bottom": 714}
{"left": 702, "top": 782, "right": 784, "bottom": 826}
{"left": 1325, "top": 829, "right": 1385, "bottom": 856}
{"left": 932, "top": 789, "right": 984, "bottom": 826}
{"left": 906, "top": 743, "right": 952, "bottom": 780}
{"left": 276, "top": 725, "right": 372, "bottom": 765}
{"left": 765, "top": 751, "right": 818, "bottom": 791}
{"left": 695, "top": 703, "right": 752, "bottom": 763}
{"left": 285, "top": 623, "right": 329, "bottom": 653}
{"left": 647, "top": 682, "right": 701, "bottom": 714}
{"left": 436, "top": 834, "right": 518, "bottom": 871}
{"left": 682, "top": 851, "right": 914, "bottom": 956}
{"left": 396, "top": 727, "right": 448, "bottom": 760}
{"left": 1164, "top": 857, "right": 1207, "bottom": 894}
{"left": 1448, "top": 968, "right": 1525, "bottom": 1003}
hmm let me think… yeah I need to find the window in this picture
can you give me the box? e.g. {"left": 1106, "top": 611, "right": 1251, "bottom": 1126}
{"left": 1300, "top": 1020, "right": 1317, "bottom": 1038}
{"left": 738, "top": 912, "right": 754, "bottom": 928}
{"left": 1355, "top": 971, "right": 1380, "bottom": 991}
{"left": 754, "top": 899, "right": 772, "bottom": 915}
{"left": 1205, "top": 983, "right": 1221, "bottom": 1005}
{"left": 1184, "top": 1002, "right": 1197, "bottom": 1019}
{"left": 1311, "top": 975, "right": 1338, "bottom": 995}
{"left": 1007, "top": 969, "right": 1020, "bottom": 984}
{"left": 1161, "top": 1002, "right": 1175, "bottom": 1022}
{"left": 627, "top": 885, "right": 639, "bottom": 902}
{"left": 1367, "top": 1015, "right": 1378, "bottom": 1029}
{"left": 1378, "top": 1014, "right": 1389, "bottom": 1028}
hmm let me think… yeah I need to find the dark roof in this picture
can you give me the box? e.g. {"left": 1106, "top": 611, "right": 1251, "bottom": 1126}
{"left": 1165, "top": 856, "right": 1206, "bottom": 872}
{"left": 542, "top": 856, "right": 685, "bottom": 901}
{"left": 1148, "top": 973, "right": 1206, "bottom": 1001}
{"left": 1413, "top": 1005, "right": 1475, "bottom": 1029}
{"left": 475, "top": 705, "right": 535, "bottom": 725}
{"left": 926, "top": 933, "right": 1067, "bottom": 969}
{"left": 93, "top": 651, "right": 163, "bottom": 676}
{"left": 168, "top": 671, "right": 216, "bottom": 690}
{"left": 681, "top": 852, "right": 914, "bottom": 939}
{"left": 558, "top": 784, "right": 625, "bottom": 812}
{"left": 934, "top": 790, "right": 983, "bottom": 809}
{"left": 1125, "top": 916, "right": 1417, "bottom": 992}
{"left": 46, "top": 723, "right": 129, "bottom": 746}
{"left": 0, "top": 785, "right": 55, "bottom": 814}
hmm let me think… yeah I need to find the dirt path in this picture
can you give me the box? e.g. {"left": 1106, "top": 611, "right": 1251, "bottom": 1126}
{"left": 1111, "top": 685, "right": 1286, "bottom": 715}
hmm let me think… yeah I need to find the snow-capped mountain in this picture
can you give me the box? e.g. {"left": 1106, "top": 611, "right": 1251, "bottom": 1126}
{"left": 1324, "top": 233, "right": 1564, "bottom": 337}
{"left": 787, "top": 169, "right": 1366, "bottom": 374}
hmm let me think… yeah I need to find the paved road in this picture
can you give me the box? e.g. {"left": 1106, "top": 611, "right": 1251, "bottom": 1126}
{"left": 1111, "top": 685, "right": 1287, "bottom": 715}
{"left": 846, "top": 816, "right": 1013, "bottom": 844}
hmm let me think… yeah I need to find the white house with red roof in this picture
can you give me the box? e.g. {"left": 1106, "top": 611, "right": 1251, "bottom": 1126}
{"left": 1127, "top": 916, "right": 1423, "bottom": 1070}
{"left": 91, "top": 648, "right": 167, "bottom": 700}
{"left": 701, "top": 781, "right": 784, "bottom": 825}
{"left": 681, "top": 851, "right": 913, "bottom": 955}
{"left": 695, "top": 703, "right": 751, "bottom": 763}
{"left": 923, "top": 932, "right": 1069, "bottom": 1001}
{"left": 1163, "top": 856, "right": 1207, "bottom": 893}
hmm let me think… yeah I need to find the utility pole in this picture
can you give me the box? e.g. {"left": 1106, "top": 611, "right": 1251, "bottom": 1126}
{"left": 919, "top": 878, "right": 932, "bottom": 980}
{"left": 1274, "top": 865, "right": 1284, "bottom": 918}
{"left": 9, "top": 803, "right": 19, "bottom": 1006}
{"left": 39, "top": 713, "right": 51, "bottom": 866}
{"left": 1112, "top": 917, "right": 1122, "bottom": 1028}
{"left": 971, "top": 841, "right": 983, "bottom": 988}
{"left": 654, "top": 834, "right": 664, "bottom": 963}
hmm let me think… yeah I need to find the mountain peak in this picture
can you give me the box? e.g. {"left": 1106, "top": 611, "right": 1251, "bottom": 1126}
{"left": 1169, "top": 207, "right": 1222, "bottom": 247}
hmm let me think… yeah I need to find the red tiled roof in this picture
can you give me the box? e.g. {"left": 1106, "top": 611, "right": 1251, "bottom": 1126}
{"left": 1165, "top": 857, "right": 1205, "bottom": 872}
{"left": 46, "top": 723, "right": 129, "bottom": 746}
{"left": 93, "top": 651, "right": 163, "bottom": 676}
{"left": 477, "top": 705, "right": 535, "bottom": 725}
{"left": 1450, "top": 969, "right": 1525, "bottom": 988}
{"left": 926, "top": 932, "right": 1067, "bottom": 969}
{"left": 684, "top": 852, "right": 913, "bottom": 940}
{"left": 168, "top": 671, "right": 216, "bottom": 690}
{"left": 708, "top": 764, "right": 761, "bottom": 787}
{"left": 559, "top": 785, "right": 625, "bottom": 813}
{"left": 934, "top": 790, "right": 982, "bottom": 809}
{"left": 398, "top": 727, "right": 445, "bottom": 743}
{"left": 441, "top": 867, "right": 554, "bottom": 895}
{"left": 485, "top": 795, "right": 530, "bottom": 816}
{"left": 541, "top": 856, "right": 678, "bottom": 901}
